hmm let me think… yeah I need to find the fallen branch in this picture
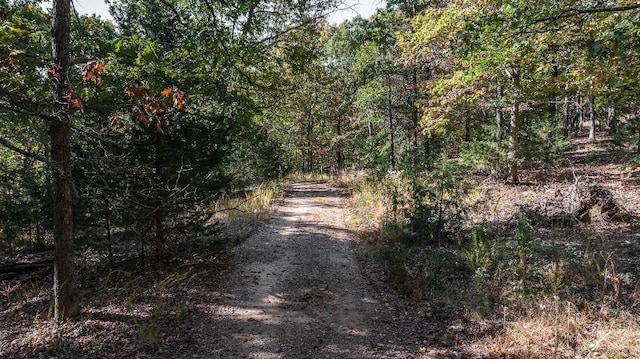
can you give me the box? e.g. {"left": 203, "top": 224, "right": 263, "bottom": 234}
{"left": 0, "top": 259, "right": 53, "bottom": 279}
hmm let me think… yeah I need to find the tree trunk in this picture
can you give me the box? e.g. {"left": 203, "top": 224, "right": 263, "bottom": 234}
{"left": 588, "top": 96, "right": 596, "bottom": 142}
{"left": 576, "top": 94, "right": 583, "bottom": 136}
{"left": 51, "top": 0, "right": 79, "bottom": 321}
{"left": 508, "top": 98, "right": 521, "bottom": 184}
{"left": 496, "top": 85, "right": 503, "bottom": 141}
{"left": 411, "top": 64, "right": 419, "bottom": 167}
{"left": 335, "top": 111, "right": 343, "bottom": 171}
{"left": 387, "top": 74, "right": 396, "bottom": 169}
{"left": 608, "top": 106, "right": 617, "bottom": 135}
{"left": 154, "top": 132, "right": 166, "bottom": 260}
{"left": 563, "top": 89, "right": 570, "bottom": 137}
{"left": 636, "top": 108, "right": 640, "bottom": 154}
{"left": 306, "top": 113, "right": 313, "bottom": 173}
{"left": 104, "top": 201, "right": 114, "bottom": 270}
{"left": 464, "top": 112, "right": 471, "bottom": 142}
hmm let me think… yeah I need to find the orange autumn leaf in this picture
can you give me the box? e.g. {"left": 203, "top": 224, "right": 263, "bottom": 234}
{"left": 160, "top": 86, "right": 186, "bottom": 111}
{"left": 82, "top": 60, "right": 105, "bottom": 85}
{"left": 161, "top": 87, "right": 172, "bottom": 98}
{"left": 65, "top": 91, "right": 84, "bottom": 113}
{"left": 95, "top": 61, "right": 105, "bottom": 73}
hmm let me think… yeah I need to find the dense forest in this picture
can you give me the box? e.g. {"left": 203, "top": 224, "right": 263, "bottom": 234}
{"left": 2, "top": 0, "right": 640, "bottom": 357}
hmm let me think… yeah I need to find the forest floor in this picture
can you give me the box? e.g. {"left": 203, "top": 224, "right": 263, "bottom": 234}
{"left": 1, "top": 137, "right": 639, "bottom": 358}
{"left": 1, "top": 181, "right": 449, "bottom": 358}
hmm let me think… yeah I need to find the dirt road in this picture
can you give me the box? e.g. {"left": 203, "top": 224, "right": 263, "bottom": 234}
{"left": 196, "top": 182, "right": 433, "bottom": 358}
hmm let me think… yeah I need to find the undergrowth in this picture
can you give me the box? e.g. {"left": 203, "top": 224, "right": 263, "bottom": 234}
{"left": 346, "top": 167, "right": 640, "bottom": 358}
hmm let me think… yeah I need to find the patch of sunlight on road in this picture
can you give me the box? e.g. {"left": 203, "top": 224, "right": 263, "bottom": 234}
{"left": 222, "top": 303, "right": 315, "bottom": 326}
{"left": 247, "top": 351, "right": 283, "bottom": 359}
{"left": 336, "top": 326, "right": 370, "bottom": 337}
{"left": 261, "top": 294, "right": 285, "bottom": 306}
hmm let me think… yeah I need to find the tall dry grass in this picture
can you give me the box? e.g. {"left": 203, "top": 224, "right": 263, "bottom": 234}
{"left": 211, "top": 182, "right": 285, "bottom": 222}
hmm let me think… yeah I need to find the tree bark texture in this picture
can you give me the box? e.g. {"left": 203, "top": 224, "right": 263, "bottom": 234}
{"left": 51, "top": 0, "right": 79, "bottom": 321}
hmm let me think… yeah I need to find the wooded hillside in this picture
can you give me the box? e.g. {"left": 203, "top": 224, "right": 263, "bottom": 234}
{"left": 1, "top": 0, "right": 640, "bottom": 357}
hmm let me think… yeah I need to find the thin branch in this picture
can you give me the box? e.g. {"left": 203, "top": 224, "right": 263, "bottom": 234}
{"left": 0, "top": 101, "right": 54, "bottom": 122}
{"left": 0, "top": 135, "right": 53, "bottom": 168}
{"left": 258, "top": 13, "right": 325, "bottom": 46}
{"left": 156, "top": 0, "right": 188, "bottom": 27}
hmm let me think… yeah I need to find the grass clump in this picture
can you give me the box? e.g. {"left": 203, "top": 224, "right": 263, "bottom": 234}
{"left": 211, "top": 181, "right": 285, "bottom": 222}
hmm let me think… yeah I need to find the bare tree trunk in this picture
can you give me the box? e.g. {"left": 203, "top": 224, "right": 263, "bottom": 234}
{"left": 496, "top": 85, "right": 503, "bottom": 141}
{"left": 411, "top": 64, "right": 419, "bottom": 167}
{"left": 51, "top": 0, "right": 79, "bottom": 321}
{"left": 608, "top": 106, "right": 617, "bottom": 135}
{"left": 154, "top": 133, "right": 166, "bottom": 260}
{"left": 506, "top": 69, "right": 521, "bottom": 184}
{"left": 104, "top": 201, "right": 114, "bottom": 270}
{"left": 576, "top": 93, "right": 583, "bottom": 136}
{"left": 335, "top": 112, "right": 343, "bottom": 171}
{"left": 563, "top": 88, "right": 570, "bottom": 137}
{"left": 588, "top": 96, "right": 596, "bottom": 142}
{"left": 508, "top": 98, "right": 521, "bottom": 184}
{"left": 387, "top": 74, "right": 396, "bottom": 169}
{"left": 306, "top": 113, "right": 313, "bottom": 173}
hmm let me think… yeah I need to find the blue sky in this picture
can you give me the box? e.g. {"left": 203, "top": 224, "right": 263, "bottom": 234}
{"left": 43, "top": 0, "right": 386, "bottom": 24}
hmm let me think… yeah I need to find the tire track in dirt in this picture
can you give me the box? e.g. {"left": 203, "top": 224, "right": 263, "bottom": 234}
{"left": 196, "top": 181, "right": 430, "bottom": 358}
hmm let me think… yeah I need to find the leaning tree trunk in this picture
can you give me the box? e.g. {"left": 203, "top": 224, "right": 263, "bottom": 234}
{"left": 51, "top": 0, "right": 79, "bottom": 321}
